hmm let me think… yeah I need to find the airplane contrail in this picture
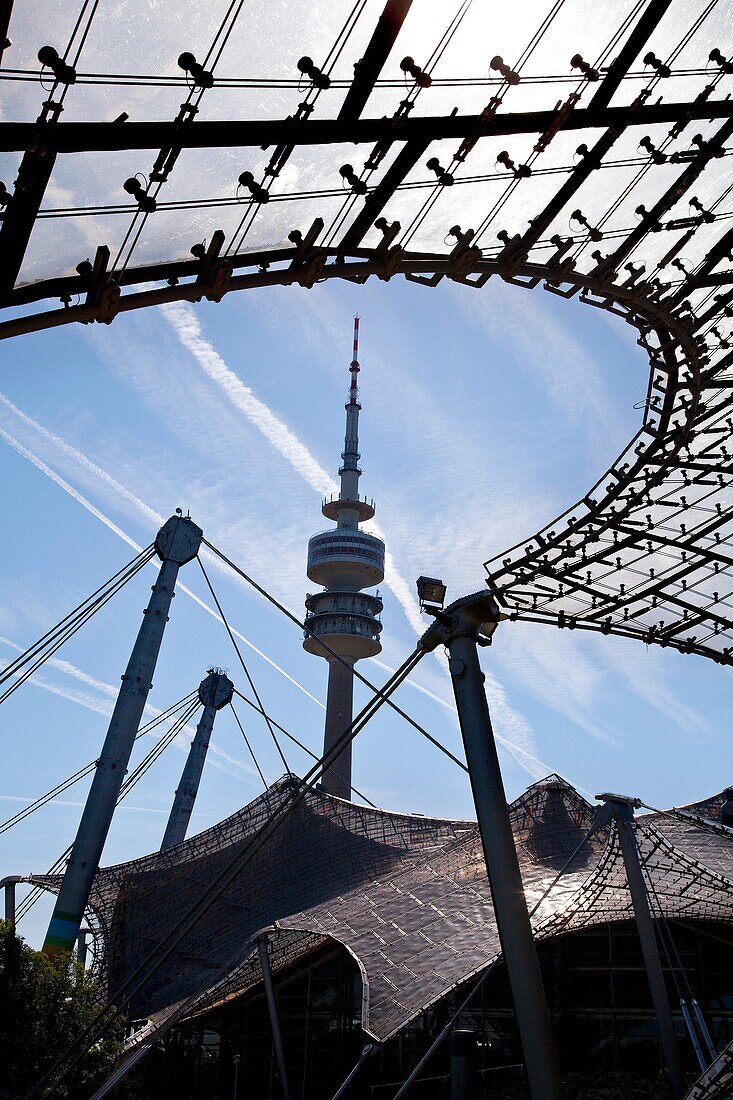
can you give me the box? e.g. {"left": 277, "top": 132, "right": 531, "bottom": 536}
{"left": 0, "top": 635, "right": 258, "bottom": 783}
{"left": 1, "top": 379, "right": 545, "bottom": 782}
{"left": 373, "top": 656, "right": 587, "bottom": 792}
{"left": 0, "top": 417, "right": 324, "bottom": 709}
{"left": 163, "top": 303, "right": 427, "bottom": 629}
{"left": 162, "top": 301, "right": 547, "bottom": 772}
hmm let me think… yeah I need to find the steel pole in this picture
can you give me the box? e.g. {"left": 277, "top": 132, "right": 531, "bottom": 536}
{"left": 258, "top": 935, "right": 291, "bottom": 1100}
{"left": 43, "top": 515, "right": 202, "bottom": 957}
{"left": 160, "top": 670, "right": 233, "bottom": 850}
{"left": 613, "top": 805, "right": 684, "bottom": 1100}
{"left": 451, "top": 1026, "right": 478, "bottom": 1100}
{"left": 445, "top": 616, "right": 562, "bottom": 1100}
{"left": 76, "top": 927, "right": 89, "bottom": 969}
{"left": 2, "top": 876, "right": 20, "bottom": 926}
{"left": 160, "top": 704, "right": 215, "bottom": 848}
{"left": 330, "top": 1043, "right": 377, "bottom": 1100}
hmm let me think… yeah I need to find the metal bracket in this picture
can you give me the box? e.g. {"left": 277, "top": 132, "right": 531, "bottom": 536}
{"left": 192, "top": 230, "right": 232, "bottom": 302}
{"left": 288, "top": 218, "right": 326, "bottom": 287}
{"left": 76, "top": 246, "right": 119, "bottom": 325}
{"left": 419, "top": 590, "right": 501, "bottom": 653}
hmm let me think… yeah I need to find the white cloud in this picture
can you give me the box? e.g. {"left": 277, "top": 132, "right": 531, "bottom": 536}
{"left": 162, "top": 301, "right": 549, "bottom": 779}
{"left": 0, "top": 635, "right": 256, "bottom": 783}
{"left": 0, "top": 413, "right": 324, "bottom": 710}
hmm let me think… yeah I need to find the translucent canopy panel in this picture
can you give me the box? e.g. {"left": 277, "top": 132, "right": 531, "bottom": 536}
{"left": 1, "top": 0, "right": 733, "bottom": 664}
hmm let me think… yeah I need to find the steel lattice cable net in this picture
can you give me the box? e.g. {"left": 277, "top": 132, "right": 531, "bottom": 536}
{"left": 31, "top": 773, "right": 733, "bottom": 1046}
{"left": 538, "top": 802, "right": 733, "bottom": 945}
{"left": 484, "top": 292, "right": 733, "bottom": 663}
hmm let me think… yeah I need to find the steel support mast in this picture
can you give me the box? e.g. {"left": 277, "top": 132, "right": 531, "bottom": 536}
{"left": 420, "top": 592, "right": 563, "bottom": 1100}
{"left": 596, "top": 794, "right": 684, "bottom": 1100}
{"left": 42, "top": 514, "right": 202, "bottom": 957}
{"left": 160, "top": 669, "right": 233, "bottom": 850}
{"left": 258, "top": 934, "right": 291, "bottom": 1100}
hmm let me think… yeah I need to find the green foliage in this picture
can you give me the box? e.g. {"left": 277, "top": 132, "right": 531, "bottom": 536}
{"left": 0, "top": 919, "right": 123, "bottom": 1100}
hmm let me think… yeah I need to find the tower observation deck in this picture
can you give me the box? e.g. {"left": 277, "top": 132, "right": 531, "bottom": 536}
{"left": 304, "top": 317, "right": 384, "bottom": 800}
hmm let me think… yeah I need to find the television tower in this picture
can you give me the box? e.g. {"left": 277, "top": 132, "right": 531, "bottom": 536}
{"left": 304, "top": 318, "right": 384, "bottom": 800}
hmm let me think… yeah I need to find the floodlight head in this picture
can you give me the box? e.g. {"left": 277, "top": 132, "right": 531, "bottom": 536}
{"left": 417, "top": 575, "right": 447, "bottom": 612}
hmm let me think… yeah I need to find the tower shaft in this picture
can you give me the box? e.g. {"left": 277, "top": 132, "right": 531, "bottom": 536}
{"left": 322, "top": 657, "right": 355, "bottom": 800}
{"left": 43, "top": 515, "right": 202, "bottom": 957}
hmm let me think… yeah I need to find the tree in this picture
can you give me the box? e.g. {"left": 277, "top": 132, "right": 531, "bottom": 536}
{"left": 0, "top": 919, "right": 123, "bottom": 1099}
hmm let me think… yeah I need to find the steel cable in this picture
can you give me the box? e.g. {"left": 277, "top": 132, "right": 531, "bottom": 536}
{"left": 13, "top": 695, "right": 201, "bottom": 924}
{"left": 228, "top": 701, "right": 267, "bottom": 789}
{"left": 197, "top": 558, "right": 290, "bottom": 773}
{"left": 201, "top": 540, "right": 469, "bottom": 773}
{"left": 0, "top": 691, "right": 198, "bottom": 837}
{"left": 392, "top": 819, "right": 598, "bottom": 1098}
{"left": 24, "top": 647, "right": 423, "bottom": 1097}
{"left": 231, "top": 686, "right": 378, "bottom": 808}
{"left": 0, "top": 545, "right": 154, "bottom": 687}
{"left": 0, "top": 548, "right": 156, "bottom": 708}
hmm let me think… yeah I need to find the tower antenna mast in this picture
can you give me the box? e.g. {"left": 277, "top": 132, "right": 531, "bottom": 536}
{"left": 303, "top": 318, "right": 384, "bottom": 800}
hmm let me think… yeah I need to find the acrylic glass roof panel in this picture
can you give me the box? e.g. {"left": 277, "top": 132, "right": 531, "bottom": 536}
{"left": 2, "top": 0, "right": 731, "bottom": 294}
{"left": 3, "top": 0, "right": 733, "bottom": 667}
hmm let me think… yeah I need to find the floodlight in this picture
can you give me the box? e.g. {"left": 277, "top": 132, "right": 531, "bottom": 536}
{"left": 417, "top": 576, "right": 447, "bottom": 611}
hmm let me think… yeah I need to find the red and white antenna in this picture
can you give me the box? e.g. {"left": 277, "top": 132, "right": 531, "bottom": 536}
{"left": 349, "top": 314, "right": 360, "bottom": 401}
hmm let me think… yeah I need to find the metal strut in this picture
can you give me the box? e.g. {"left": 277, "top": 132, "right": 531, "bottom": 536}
{"left": 595, "top": 795, "right": 684, "bottom": 1100}
{"left": 257, "top": 934, "right": 291, "bottom": 1100}
{"left": 420, "top": 592, "right": 563, "bottom": 1100}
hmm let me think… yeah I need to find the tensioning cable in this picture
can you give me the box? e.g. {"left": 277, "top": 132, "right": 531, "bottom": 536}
{"left": 200, "top": 541, "right": 468, "bottom": 774}
{"left": 232, "top": 687, "right": 378, "bottom": 808}
{"left": 0, "top": 545, "right": 156, "bottom": 706}
{"left": 0, "top": 691, "right": 198, "bottom": 837}
{"left": 25, "top": 646, "right": 422, "bottom": 1097}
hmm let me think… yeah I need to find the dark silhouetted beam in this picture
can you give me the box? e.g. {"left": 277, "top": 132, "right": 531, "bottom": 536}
{"left": 599, "top": 117, "right": 733, "bottom": 274}
{"left": 338, "top": 0, "right": 413, "bottom": 122}
{"left": 514, "top": 126, "right": 624, "bottom": 253}
{"left": 0, "top": 0, "right": 13, "bottom": 64}
{"left": 0, "top": 143, "right": 56, "bottom": 296}
{"left": 697, "top": 286, "right": 733, "bottom": 327}
{"left": 686, "top": 222, "right": 733, "bottom": 290}
{"left": 589, "top": 0, "right": 674, "bottom": 110}
{"left": 339, "top": 138, "right": 428, "bottom": 249}
{"left": 1, "top": 99, "right": 732, "bottom": 153}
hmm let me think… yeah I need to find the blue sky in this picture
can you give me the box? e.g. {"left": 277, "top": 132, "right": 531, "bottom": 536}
{"left": 1, "top": 275, "right": 730, "bottom": 948}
